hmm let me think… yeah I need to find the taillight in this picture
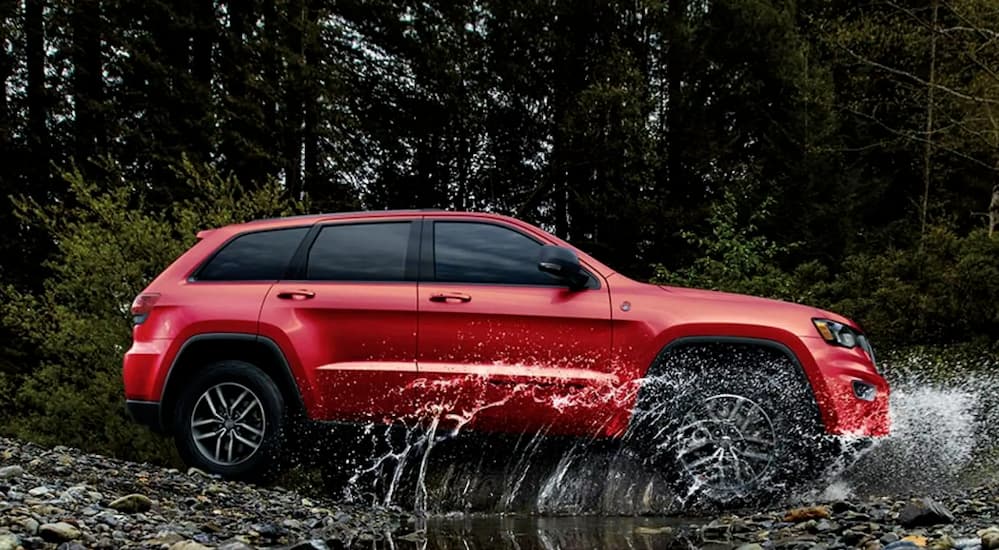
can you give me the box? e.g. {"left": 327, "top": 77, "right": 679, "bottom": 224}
{"left": 131, "top": 293, "right": 160, "bottom": 325}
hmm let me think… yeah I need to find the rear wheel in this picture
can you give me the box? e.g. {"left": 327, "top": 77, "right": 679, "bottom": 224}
{"left": 629, "top": 344, "right": 834, "bottom": 507}
{"left": 174, "top": 360, "right": 287, "bottom": 481}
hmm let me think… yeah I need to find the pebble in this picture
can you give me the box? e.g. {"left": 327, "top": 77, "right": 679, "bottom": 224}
{"left": 108, "top": 493, "right": 152, "bottom": 513}
{"left": 0, "top": 436, "right": 407, "bottom": 547}
{"left": 0, "top": 466, "right": 23, "bottom": 479}
{"left": 38, "top": 521, "right": 81, "bottom": 542}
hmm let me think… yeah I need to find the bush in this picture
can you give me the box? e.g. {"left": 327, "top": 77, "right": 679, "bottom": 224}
{"left": 652, "top": 189, "right": 999, "bottom": 347}
{"left": 0, "top": 160, "right": 302, "bottom": 464}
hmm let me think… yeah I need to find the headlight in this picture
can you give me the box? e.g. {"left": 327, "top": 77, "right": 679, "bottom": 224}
{"left": 813, "top": 318, "right": 878, "bottom": 367}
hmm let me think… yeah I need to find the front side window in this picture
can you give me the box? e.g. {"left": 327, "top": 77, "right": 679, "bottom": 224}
{"left": 197, "top": 227, "right": 309, "bottom": 281}
{"left": 306, "top": 222, "right": 411, "bottom": 281}
{"left": 434, "top": 222, "right": 557, "bottom": 285}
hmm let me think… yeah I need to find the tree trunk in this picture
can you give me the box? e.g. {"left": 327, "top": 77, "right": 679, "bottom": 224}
{"left": 302, "top": 1, "right": 320, "bottom": 204}
{"left": 990, "top": 178, "right": 998, "bottom": 238}
{"left": 26, "top": 0, "right": 48, "bottom": 193}
{"left": 920, "top": 0, "right": 939, "bottom": 239}
{"left": 72, "top": 0, "right": 103, "bottom": 168}
{"left": 284, "top": 0, "right": 305, "bottom": 199}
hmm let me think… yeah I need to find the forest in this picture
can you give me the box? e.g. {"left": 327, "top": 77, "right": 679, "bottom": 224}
{"left": 0, "top": 0, "right": 997, "bottom": 462}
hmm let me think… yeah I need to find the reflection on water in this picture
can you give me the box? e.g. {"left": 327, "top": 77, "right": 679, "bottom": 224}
{"left": 383, "top": 515, "right": 701, "bottom": 550}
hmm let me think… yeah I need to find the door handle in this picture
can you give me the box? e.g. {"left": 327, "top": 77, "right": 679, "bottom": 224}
{"left": 429, "top": 292, "right": 472, "bottom": 303}
{"left": 277, "top": 290, "right": 316, "bottom": 300}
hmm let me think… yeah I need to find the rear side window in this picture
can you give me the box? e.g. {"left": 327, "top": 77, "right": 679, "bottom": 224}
{"left": 434, "top": 221, "right": 557, "bottom": 285}
{"left": 306, "top": 222, "right": 411, "bottom": 281}
{"left": 196, "top": 227, "right": 309, "bottom": 281}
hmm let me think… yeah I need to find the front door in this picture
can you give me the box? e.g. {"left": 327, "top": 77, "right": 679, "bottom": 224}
{"left": 258, "top": 219, "right": 422, "bottom": 422}
{"left": 416, "top": 218, "right": 614, "bottom": 434}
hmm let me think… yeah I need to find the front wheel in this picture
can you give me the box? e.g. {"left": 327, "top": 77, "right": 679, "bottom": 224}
{"left": 629, "top": 345, "right": 834, "bottom": 507}
{"left": 174, "top": 360, "right": 287, "bottom": 481}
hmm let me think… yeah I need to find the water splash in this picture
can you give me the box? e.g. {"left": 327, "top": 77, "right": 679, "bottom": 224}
{"left": 303, "top": 349, "right": 999, "bottom": 516}
{"left": 817, "top": 350, "right": 998, "bottom": 500}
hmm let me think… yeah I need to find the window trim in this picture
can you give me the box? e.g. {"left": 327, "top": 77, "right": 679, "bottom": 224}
{"left": 421, "top": 219, "right": 600, "bottom": 289}
{"left": 189, "top": 225, "right": 312, "bottom": 283}
{"left": 282, "top": 219, "right": 421, "bottom": 283}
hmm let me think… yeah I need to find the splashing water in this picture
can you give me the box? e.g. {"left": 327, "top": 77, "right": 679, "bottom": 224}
{"left": 821, "top": 353, "right": 999, "bottom": 500}
{"left": 299, "top": 350, "right": 999, "bottom": 516}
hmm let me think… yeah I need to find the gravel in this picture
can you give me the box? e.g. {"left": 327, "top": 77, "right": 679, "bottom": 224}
{"left": 4, "top": 434, "right": 999, "bottom": 549}
{"left": 0, "top": 437, "right": 409, "bottom": 549}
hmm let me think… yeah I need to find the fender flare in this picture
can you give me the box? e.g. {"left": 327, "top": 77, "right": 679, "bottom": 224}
{"left": 158, "top": 332, "right": 306, "bottom": 430}
{"left": 638, "top": 335, "right": 824, "bottom": 429}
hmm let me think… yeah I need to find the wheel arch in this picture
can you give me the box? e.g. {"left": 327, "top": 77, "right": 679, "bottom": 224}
{"left": 158, "top": 333, "right": 306, "bottom": 434}
{"left": 641, "top": 335, "right": 827, "bottom": 432}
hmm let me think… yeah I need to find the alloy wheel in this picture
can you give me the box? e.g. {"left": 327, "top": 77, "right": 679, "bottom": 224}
{"left": 670, "top": 394, "right": 777, "bottom": 494}
{"left": 190, "top": 382, "right": 267, "bottom": 466}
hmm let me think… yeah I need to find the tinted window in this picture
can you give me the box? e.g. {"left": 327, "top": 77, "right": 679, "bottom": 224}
{"left": 307, "top": 222, "right": 411, "bottom": 281}
{"left": 434, "top": 222, "right": 556, "bottom": 285}
{"left": 198, "top": 227, "right": 309, "bottom": 281}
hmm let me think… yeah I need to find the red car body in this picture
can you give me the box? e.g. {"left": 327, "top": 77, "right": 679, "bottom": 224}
{"left": 123, "top": 210, "right": 890, "bottom": 445}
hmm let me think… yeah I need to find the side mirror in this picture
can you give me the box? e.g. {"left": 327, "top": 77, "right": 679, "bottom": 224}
{"left": 538, "top": 245, "right": 589, "bottom": 289}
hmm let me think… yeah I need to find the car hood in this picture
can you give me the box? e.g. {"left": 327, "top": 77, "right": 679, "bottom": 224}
{"left": 657, "top": 284, "right": 858, "bottom": 332}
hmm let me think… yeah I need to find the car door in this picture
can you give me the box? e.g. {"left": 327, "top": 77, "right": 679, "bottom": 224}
{"left": 415, "top": 218, "right": 615, "bottom": 434}
{"left": 257, "top": 219, "right": 422, "bottom": 422}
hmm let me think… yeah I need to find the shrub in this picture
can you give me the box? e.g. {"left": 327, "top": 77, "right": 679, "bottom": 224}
{"left": 0, "top": 160, "right": 302, "bottom": 463}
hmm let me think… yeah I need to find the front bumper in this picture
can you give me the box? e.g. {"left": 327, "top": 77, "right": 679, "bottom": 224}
{"left": 800, "top": 336, "right": 890, "bottom": 437}
{"left": 125, "top": 400, "right": 164, "bottom": 433}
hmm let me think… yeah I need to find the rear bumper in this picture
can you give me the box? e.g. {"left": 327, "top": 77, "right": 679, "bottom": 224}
{"left": 126, "top": 400, "right": 164, "bottom": 433}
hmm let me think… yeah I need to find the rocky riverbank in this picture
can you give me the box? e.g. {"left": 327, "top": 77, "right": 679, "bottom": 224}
{"left": 0, "top": 437, "right": 410, "bottom": 549}
{"left": 3, "top": 434, "right": 999, "bottom": 549}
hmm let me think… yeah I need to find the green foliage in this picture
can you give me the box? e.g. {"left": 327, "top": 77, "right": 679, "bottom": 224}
{"left": 651, "top": 188, "right": 801, "bottom": 300}
{"left": 813, "top": 227, "right": 999, "bottom": 346}
{"left": 0, "top": 161, "right": 302, "bottom": 464}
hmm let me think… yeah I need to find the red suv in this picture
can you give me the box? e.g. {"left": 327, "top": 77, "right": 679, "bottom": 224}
{"left": 123, "top": 210, "right": 889, "bottom": 502}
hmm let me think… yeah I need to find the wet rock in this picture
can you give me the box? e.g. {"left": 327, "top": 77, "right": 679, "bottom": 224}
{"left": 735, "top": 544, "right": 764, "bottom": 550}
{"left": 885, "top": 542, "right": 922, "bottom": 550}
{"left": 38, "top": 522, "right": 81, "bottom": 542}
{"left": 108, "top": 493, "right": 152, "bottom": 513}
{"left": 0, "top": 465, "right": 24, "bottom": 479}
{"left": 784, "top": 505, "right": 831, "bottom": 522}
{"left": 899, "top": 499, "right": 955, "bottom": 528}
{"left": 930, "top": 535, "right": 956, "bottom": 550}
{"left": 0, "top": 534, "right": 19, "bottom": 550}
{"left": 28, "top": 486, "right": 50, "bottom": 497}
{"left": 980, "top": 528, "right": 999, "bottom": 550}
{"left": 21, "top": 516, "right": 39, "bottom": 534}
{"left": 285, "top": 541, "right": 329, "bottom": 550}
{"left": 169, "top": 542, "right": 211, "bottom": 550}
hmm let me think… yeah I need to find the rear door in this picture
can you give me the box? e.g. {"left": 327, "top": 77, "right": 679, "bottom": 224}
{"left": 415, "top": 218, "right": 615, "bottom": 434}
{"left": 257, "top": 219, "right": 422, "bottom": 422}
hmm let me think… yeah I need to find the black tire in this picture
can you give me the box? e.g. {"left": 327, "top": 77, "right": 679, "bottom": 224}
{"left": 174, "top": 360, "right": 287, "bottom": 481}
{"left": 627, "top": 344, "right": 833, "bottom": 508}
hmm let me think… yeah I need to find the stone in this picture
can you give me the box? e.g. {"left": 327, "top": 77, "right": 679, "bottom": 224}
{"left": 884, "top": 543, "right": 922, "bottom": 550}
{"left": 285, "top": 540, "right": 329, "bottom": 550}
{"left": 784, "top": 505, "right": 831, "bottom": 523}
{"left": 634, "top": 526, "right": 672, "bottom": 536}
{"left": 216, "top": 543, "right": 255, "bottom": 550}
{"left": 39, "top": 522, "right": 81, "bottom": 543}
{"left": 108, "top": 493, "right": 152, "bottom": 513}
{"left": 0, "top": 465, "right": 24, "bottom": 479}
{"left": 898, "top": 499, "right": 955, "bottom": 528}
{"left": 169, "top": 542, "right": 211, "bottom": 550}
{"left": 0, "top": 534, "right": 20, "bottom": 550}
{"left": 981, "top": 528, "right": 999, "bottom": 550}
{"left": 735, "top": 545, "right": 764, "bottom": 550}
{"left": 930, "top": 536, "right": 956, "bottom": 550}
{"left": 21, "top": 517, "right": 40, "bottom": 534}
{"left": 27, "top": 486, "right": 50, "bottom": 497}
